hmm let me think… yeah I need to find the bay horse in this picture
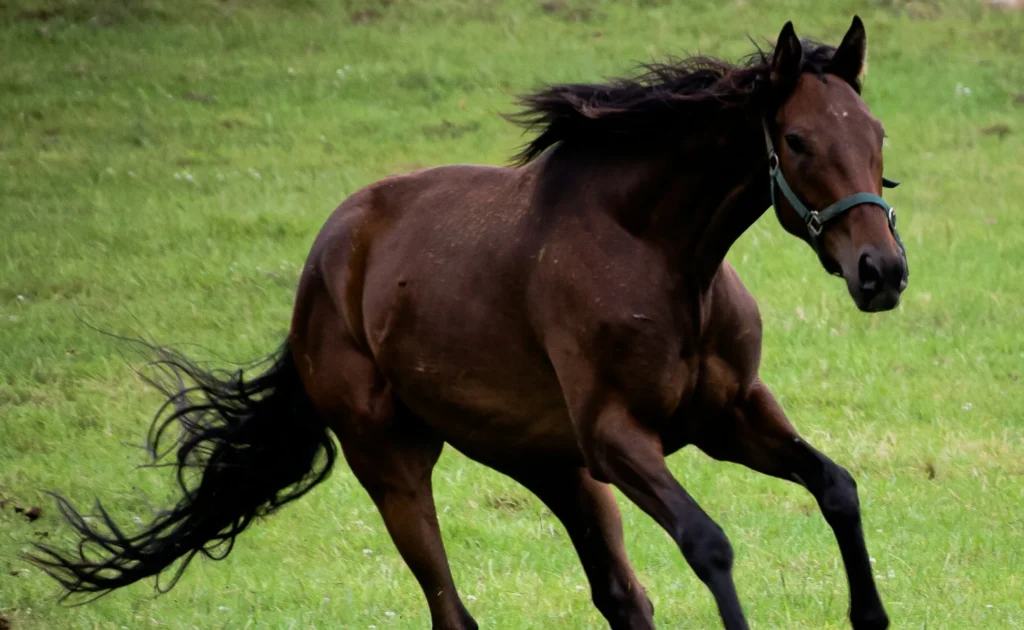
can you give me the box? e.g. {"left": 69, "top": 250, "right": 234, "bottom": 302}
{"left": 33, "top": 17, "right": 907, "bottom": 630}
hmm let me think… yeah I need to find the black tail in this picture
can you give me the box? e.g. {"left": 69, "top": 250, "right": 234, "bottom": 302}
{"left": 29, "top": 342, "right": 337, "bottom": 600}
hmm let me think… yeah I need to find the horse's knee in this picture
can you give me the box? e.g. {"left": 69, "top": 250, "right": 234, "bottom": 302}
{"left": 591, "top": 579, "right": 654, "bottom": 629}
{"left": 821, "top": 465, "right": 861, "bottom": 526}
{"left": 680, "top": 521, "right": 735, "bottom": 584}
{"left": 591, "top": 581, "right": 629, "bottom": 618}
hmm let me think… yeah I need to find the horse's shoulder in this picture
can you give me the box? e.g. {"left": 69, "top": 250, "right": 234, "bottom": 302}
{"left": 697, "top": 263, "right": 763, "bottom": 397}
{"left": 709, "top": 263, "right": 761, "bottom": 330}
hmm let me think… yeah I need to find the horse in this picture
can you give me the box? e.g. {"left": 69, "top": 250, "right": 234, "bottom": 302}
{"left": 32, "top": 16, "right": 907, "bottom": 630}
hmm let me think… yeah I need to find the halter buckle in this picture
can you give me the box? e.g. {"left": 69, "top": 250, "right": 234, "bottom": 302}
{"left": 807, "top": 212, "right": 823, "bottom": 237}
{"left": 888, "top": 206, "right": 897, "bottom": 228}
{"left": 768, "top": 152, "right": 780, "bottom": 174}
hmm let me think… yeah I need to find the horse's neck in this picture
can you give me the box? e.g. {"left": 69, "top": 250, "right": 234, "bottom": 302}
{"left": 687, "top": 164, "right": 769, "bottom": 289}
{"left": 597, "top": 131, "right": 770, "bottom": 290}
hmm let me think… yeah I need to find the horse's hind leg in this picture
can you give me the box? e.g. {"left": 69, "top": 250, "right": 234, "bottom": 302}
{"left": 300, "top": 338, "right": 476, "bottom": 629}
{"left": 697, "top": 380, "right": 888, "bottom": 630}
{"left": 508, "top": 464, "right": 655, "bottom": 630}
{"left": 337, "top": 405, "right": 476, "bottom": 630}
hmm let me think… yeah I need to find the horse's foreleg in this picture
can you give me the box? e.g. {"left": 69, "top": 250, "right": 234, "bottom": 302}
{"left": 507, "top": 464, "right": 655, "bottom": 630}
{"left": 698, "top": 380, "right": 889, "bottom": 630}
{"left": 580, "top": 400, "right": 749, "bottom": 630}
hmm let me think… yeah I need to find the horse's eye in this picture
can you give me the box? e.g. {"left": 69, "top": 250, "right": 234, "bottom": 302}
{"left": 785, "top": 133, "right": 810, "bottom": 155}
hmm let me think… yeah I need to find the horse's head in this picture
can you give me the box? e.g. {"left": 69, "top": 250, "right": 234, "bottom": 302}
{"left": 766, "top": 17, "right": 908, "bottom": 312}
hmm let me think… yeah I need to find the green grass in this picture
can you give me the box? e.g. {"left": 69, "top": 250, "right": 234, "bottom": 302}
{"left": 1, "top": 0, "right": 1022, "bottom": 627}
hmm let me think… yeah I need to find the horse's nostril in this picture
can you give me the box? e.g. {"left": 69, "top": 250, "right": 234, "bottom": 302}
{"left": 858, "top": 252, "right": 881, "bottom": 292}
{"left": 888, "top": 257, "right": 909, "bottom": 291}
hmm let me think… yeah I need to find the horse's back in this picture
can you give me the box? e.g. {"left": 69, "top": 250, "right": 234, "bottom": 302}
{"left": 311, "top": 163, "right": 535, "bottom": 324}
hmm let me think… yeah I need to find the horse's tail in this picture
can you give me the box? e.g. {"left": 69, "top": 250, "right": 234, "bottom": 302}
{"left": 29, "top": 341, "right": 337, "bottom": 599}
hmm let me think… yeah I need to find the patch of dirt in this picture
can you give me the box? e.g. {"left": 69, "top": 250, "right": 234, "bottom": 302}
{"left": 2, "top": 496, "right": 42, "bottom": 522}
{"left": 981, "top": 123, "right": 1012, "bottom": 139}
{"left": 0, "top": 614, "right": 11, "bottom": 629}
{"left": 539, "top": 0, "right": 593, "bottom": 22}
{"left": 12, "top": 505, "right": 42, "bottom": 522}
{"left": 13, "top": 2, "right": 170, "bottom": 25}
{"left": 17, "top": 7, "right": 60, "bottom": 21}
{"left": 351, "top": 8, "right": 381, "bottom": 25}
{"left": 1013, "top": 93, "right": 1024, "bottom": 107}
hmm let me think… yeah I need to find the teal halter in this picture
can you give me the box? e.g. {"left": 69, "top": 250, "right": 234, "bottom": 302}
{"left": 762, "top": 121, "right": 905, "bottom": 273}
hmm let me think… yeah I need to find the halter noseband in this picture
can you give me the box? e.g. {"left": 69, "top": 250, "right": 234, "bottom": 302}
{"left": 762, "top": 120, "right": 906, "bottom": 274}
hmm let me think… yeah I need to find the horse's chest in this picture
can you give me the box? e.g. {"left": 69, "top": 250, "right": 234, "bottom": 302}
{"left": 654, "top": 352, "right": 749, "bottom": 455}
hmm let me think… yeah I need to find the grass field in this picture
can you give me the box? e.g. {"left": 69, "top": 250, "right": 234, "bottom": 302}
{"left": 1, "top": 0, "right": 1023, "bottom": 628}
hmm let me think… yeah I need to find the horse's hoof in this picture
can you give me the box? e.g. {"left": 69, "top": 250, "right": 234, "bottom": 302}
{"left": 851, "top": 609, "right": 890, "bottom": 630}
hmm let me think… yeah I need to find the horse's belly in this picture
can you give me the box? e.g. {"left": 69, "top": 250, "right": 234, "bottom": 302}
{"left": 392, "top": 368, "right": 582, "bottom": 464}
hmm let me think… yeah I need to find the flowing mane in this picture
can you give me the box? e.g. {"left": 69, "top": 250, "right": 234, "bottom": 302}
{"left": 507, "top": 40, "right": 849, "bottom": 166}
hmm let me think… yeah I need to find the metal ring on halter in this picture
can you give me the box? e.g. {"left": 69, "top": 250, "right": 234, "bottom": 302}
{"left": 807, "top": 212, "right": 823, "bottom": 237}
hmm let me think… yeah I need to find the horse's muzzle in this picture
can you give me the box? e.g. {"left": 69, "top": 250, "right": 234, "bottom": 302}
{"left": 850, "top": 247, "right": 907, "bottom": 312}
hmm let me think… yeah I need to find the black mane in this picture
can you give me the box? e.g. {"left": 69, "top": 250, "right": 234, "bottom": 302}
{"left": 507, "top": 40, "right": 848, "bottom": 166}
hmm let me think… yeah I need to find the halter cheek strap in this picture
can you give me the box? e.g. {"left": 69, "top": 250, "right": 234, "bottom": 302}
{"left": 762, "top": 121, "right": 906, "bottom": 273}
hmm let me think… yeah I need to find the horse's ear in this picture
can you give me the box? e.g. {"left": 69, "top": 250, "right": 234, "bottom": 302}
{"left": 829, "top": 15, "right": 867, "bottom": 89}
{"left": 771, "top": 21, "right": 804, "bottom": 86}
